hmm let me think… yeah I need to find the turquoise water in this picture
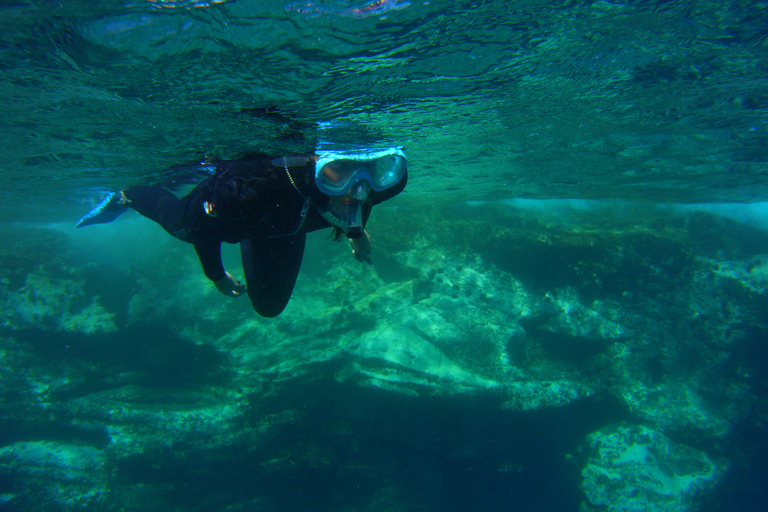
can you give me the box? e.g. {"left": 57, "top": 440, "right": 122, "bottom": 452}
{"left": 2, "top": 1, "right": 768, "bottom": 511}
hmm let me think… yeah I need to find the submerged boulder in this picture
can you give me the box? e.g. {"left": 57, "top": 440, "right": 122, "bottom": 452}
{"left": 619, "top": 381, "right": 734, "bottom": 445}
{"left": 580, "top": 423, "right": 722, "bottom": 512}
{"left": 2, "top": 273, "right": 117, "bottom": 334}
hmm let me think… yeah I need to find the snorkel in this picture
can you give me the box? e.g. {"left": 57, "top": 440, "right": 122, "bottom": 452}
{"left": 319, "top": 181, "right": 370, "bottom": 239}
{"left": 322, "top": 198, "right": 364, "bottom": 238}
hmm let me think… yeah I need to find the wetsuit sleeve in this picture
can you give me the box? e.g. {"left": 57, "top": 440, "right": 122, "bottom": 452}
{"left": 194, "top": 240, "right": 226, "bottom": 282}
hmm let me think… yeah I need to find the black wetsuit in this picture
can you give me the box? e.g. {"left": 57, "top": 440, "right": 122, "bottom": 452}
{"left": 124, "top": 154, "right": 406, "bottom": 317}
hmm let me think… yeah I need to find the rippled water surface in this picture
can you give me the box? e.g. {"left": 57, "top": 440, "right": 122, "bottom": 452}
{"left": 2, "top": 0, "right": 768, "bottom": 220}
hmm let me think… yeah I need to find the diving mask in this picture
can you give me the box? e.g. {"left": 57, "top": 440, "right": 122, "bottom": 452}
{"left": 315, "top": 147, "right": 406, "bottom": 197}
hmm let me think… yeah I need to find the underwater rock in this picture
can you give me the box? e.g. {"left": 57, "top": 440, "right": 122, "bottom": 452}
{"left": 687, "top": 210, "right": 768, "bottom": 260}
{"left": 520, "top": 287, "right": 629, "bottom": 363}
{"left": 212, "top": 254, "right": 594, "bottom": 409}
{"left": 710, "top": 254, "right": 768, "bottom": 294}
{"left": 1, "top": 207, "right": 766, "bottom": 511}
{"left": 2, "top": 273, "right": 116, "bottom": 334}
{"left": 537, "top": 288, "right": 627, "bottom": 341}
{"left": 501, "top": 379, "right": 593, "bottom": 411}
{"left": 619, "top": 382, "right": 733, "bottom": 446}
{"left": 0, "top": 441, "right": 107, "bottom": 509}
{"left": 398, "top": 301, "right": 517, "bottom": 382}
{"left": 95, "top": 393, "right": 243, "bottom": 459}
{"left": 372, "top": 251, "right": 420, "bottom": 283}
{"left": 580, "top": 423, "right": 722, "bottom": 512}
{"left": 463, "top": 219, "right": 692, "bottom": 301}
{"left": 351, "top": 318, "right": 499, "bottom": 392}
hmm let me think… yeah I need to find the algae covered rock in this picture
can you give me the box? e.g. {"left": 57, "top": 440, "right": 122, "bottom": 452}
{"left": 580, "top": 423, "right": 722, "bottom": 512}
{"left": 619, "top": 382, "right": 733, "bottom": 445}
{"left": 0, "top": 441, "right": 108, "bottom": 510}
{"left": 710, "top": 254, "right": 768, "bottom": 294}
{"left": 2, "top": 273, "right": 117, "bottom": 334}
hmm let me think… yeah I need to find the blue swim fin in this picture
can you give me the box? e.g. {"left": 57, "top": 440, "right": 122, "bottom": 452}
{"left": 75, "top": 192, "right": 129, "bottom": 228}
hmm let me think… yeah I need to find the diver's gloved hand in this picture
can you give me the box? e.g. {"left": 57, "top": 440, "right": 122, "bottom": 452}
{"left": 350, "top": 230, "right": 373, "bottom": 265}
{"left": 214, "top": 272, "right": 247, "bottom": 297}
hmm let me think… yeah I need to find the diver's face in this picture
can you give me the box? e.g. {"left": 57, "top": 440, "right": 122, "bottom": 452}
{"left": 319, "top": 160, "right": 372, "bottom": 201}
{"left": 321, "top": 162, "right": 347, "bottom": 184}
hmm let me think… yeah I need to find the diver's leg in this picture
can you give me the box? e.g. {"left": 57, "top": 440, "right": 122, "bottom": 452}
{"left": 240, "top": 234, "right": 307, "bottom": 317}
{"left": 76, "top": 185, "right": 184, "bottom": 230}
{"left": 122, "top": 186, "right": 192, "bottom": 241}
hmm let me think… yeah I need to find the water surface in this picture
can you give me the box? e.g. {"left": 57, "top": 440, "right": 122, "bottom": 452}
{"left": 2, "top": 0, "right": 767, "bottom": 222}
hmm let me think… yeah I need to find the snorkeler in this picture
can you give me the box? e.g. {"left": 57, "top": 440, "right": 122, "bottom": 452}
{"left": 76, "top": 148, "right": 407, "bottom": 317}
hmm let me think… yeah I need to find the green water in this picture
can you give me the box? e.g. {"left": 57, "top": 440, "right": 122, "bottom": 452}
{"left": 2, "top": 1, "right": 768, "bottom": 511}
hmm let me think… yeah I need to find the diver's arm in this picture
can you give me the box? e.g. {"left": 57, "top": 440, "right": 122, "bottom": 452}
{"left": 194, "top": 240, "right": 246, "bottom": 297}
{"left": 214, "top": 272, "right": 247, "bottom": 297}
{"left": 350, "top": 230, "right": 372, "bottom": 265}
{"left": 349, "top": 203, "right": 374, "bottom": 264}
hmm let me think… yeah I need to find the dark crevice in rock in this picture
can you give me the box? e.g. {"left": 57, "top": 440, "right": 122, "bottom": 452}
{"left": 2, "top": 323, "right": 232, "bottom": 391}
{"left": 111, "top": 382, "right": 630, "bottom": 512}
{"left": 0, "top": 419, "right": 109, "bottom": 449}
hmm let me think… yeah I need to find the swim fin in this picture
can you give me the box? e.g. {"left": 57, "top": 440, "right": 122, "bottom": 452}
{"left": 75, "top": 192, "right": 130, "bottom": 228}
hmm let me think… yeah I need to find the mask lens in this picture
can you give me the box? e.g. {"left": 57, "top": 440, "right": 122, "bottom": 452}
{"left": 372, "top": 155, "right": 406, "bottom": 188}
{"left": 320, "top": 160, "right": 362, "bottom": 192}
